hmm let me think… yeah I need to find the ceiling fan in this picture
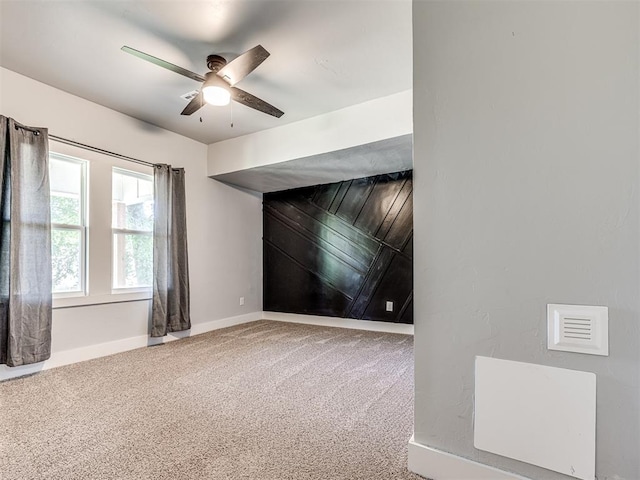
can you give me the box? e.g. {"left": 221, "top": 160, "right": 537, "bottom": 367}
{"left": 121, "top": 45, "right": 284, "bottom": 118}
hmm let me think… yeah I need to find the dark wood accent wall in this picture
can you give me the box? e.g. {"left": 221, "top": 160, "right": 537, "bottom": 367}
{"left": 263, "top": 170, "right": 413, "bottom": 324}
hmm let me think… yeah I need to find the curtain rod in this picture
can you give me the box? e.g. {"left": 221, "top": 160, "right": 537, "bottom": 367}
{"left": 49, "top": 134, "right": 157, "bottom": 168}
{"left": 12, "top": 124, "right": 157, "bottom": 168}
{"left": 13, "top": 122, "right": 41, "bottom": 135}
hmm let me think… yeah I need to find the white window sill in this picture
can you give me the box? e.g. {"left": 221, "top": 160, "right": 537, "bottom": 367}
{"left": 53, "top": 290, "right": 152, "bottom": 309}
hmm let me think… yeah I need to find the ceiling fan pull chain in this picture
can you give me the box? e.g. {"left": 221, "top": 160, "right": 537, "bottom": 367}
{"left": 230, "top": 101, "right": 234, "bottom": 128}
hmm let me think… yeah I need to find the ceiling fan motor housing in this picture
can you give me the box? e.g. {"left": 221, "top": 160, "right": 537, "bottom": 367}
{"left": 206, "top": 55, "right": 227, "bottom": 72}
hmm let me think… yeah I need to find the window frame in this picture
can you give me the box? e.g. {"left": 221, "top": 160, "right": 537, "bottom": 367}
{"left": 49, "top": 153, "right": 88, "bottom": 298}
{"left": 111, "top": 167, "right": 154, "bottom": 293}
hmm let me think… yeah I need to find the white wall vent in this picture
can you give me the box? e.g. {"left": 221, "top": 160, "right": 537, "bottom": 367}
{"left": 547, "top": 304, "right": 608, "bottom": 356}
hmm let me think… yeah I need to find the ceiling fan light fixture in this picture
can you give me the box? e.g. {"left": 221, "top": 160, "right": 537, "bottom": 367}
{"left": 202, "top": 85, "right": 230, "bottom": 106}
{"left": 202, "top": 72, "right": 230, "bottom": 106}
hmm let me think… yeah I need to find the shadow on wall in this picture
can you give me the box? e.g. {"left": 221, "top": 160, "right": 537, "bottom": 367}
{"left": 263, "top": 170, "right": 413, "bottom": 324}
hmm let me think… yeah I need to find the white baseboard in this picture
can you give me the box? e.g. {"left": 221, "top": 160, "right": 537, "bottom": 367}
{"left": 0, "top": 311, "right": 262, "bottom": 382}
{"left": 190, "top": 311, "right": 262, "bottom": 335}
{"left": 408, "top": 436, "right": 530, "bottom": 480}
{"left": 262, "top": 311, "right": 414, "bottom": 335}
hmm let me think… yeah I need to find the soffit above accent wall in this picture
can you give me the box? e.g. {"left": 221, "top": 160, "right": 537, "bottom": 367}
{"left": 210, "top": 134, "right": 412, "bottom": 193}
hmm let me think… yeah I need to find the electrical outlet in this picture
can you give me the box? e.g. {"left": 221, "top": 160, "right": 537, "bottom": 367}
{"left": 386, "top": 301, "right": 393, "bottom": 312}
{"left": 239, "top": 297, "right": 245, "bottom": 306}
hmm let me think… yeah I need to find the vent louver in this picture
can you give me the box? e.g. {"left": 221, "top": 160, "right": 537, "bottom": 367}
{"left": 561, "top": 317, "right": 593, "bottom": 341}
{"left": 547, "top": 304, "right": 608, "bottom": 356}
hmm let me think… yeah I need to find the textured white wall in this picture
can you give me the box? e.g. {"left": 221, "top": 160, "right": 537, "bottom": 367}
{"left": 0, "top": 67, "right": 263, "bottom": 377}
{"left": 412, "top": 2, "right": 639, "bottom": 479}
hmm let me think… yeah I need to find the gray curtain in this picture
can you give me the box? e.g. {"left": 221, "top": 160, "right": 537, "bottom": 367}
{"left": 0, "top": 116, "right": 52, "bottom": 366}
{"left": 151, "top": 164, "right": 190, "bottom": 337}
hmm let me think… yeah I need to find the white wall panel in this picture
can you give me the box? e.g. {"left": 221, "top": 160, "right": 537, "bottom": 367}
{"left": 475, "top": 356, "right": 596, "bottom": 480}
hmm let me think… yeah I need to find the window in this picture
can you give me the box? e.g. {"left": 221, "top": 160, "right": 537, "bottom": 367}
{"left": 48, "top": 144, "right": 154, "bottom": 308}
{"left": 49, "top": 154, "right": 87, "bottom": 295}
{"left": 112, "top": 168, "right": 153, "bottom": 289}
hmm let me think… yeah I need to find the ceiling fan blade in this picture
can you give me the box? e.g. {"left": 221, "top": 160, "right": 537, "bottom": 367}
{"left": 230, "top": 87, "right": 284, "bottom": 118}
{"left": 121, "top": 46, "right": 205, "bottom": 83}
{"left": 217, "top": 45, "right": 270, "bottom": 86}
{"left": 181, "top": 92, "right": 204, "bottom": 116}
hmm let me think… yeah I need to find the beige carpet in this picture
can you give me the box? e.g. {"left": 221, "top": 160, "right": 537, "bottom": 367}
{"left": 0, "top": 320, "right": 421, "bottom": 480}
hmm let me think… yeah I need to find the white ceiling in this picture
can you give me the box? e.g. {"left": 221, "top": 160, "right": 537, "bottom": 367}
{"left": 0, "top": 0, "right": 412, "bottom": 145}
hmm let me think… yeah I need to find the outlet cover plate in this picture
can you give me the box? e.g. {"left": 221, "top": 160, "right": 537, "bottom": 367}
{"left": 547, "top": 304, "right": 608, "bottom": 356}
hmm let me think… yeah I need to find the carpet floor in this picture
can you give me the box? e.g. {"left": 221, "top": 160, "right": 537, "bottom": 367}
{"left": 0, "top": 320, "right": 421, "bottom": 480}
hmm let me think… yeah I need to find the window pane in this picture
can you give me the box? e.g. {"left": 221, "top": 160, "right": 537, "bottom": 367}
{"left": 51, "top": 228, "right": 82, "bottom": 293}
{"left": 51, "top": 194, "right": 81, "bottom": 225}
{"left": 112, "top": 170, "right": 153, "bottom": 231}
{"left": 50, "top": 157, "right": 82, "bottom": 225}
{"left": 113, "top": 233, "right": 152, "bottom": 288}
